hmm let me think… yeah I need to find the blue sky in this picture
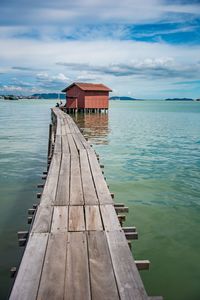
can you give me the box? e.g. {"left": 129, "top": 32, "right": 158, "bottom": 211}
{"left": 0, "top": 0, "right": 200, "bottom": 98}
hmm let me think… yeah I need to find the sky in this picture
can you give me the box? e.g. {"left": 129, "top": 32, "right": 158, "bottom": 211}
{"left": 0, "top": 0, "right": 200, "bottom": 98}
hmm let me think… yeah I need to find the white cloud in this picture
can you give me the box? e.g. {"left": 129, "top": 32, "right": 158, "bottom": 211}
{"left": 1, "top": 0, "right": 200, "bottom": 26}
{"left": 0, "top": 20, "right": 200, "bottom": 97}
{"left": 36, "top": 72, "right": 69, "bottom": 82}
{"left": 0, "top": 85, "right": 23, "bottom": 92}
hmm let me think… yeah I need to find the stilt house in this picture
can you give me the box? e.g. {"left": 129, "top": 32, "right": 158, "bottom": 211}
{"left": 61, "top": 82, "right": 112, "bottom": 112}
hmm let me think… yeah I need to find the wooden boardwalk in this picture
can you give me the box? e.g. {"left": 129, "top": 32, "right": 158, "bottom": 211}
{"left": 10, "top": 108, "right": 162, "bottom": 300}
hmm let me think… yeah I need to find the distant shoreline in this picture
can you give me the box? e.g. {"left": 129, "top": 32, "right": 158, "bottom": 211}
{"left": 1, "top": 94, "right": 200, "bottom": 101}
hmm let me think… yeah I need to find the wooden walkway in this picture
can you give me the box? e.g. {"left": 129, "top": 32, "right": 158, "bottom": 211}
{"left": 10, "top": 108, "right": 162, "bottom": 300}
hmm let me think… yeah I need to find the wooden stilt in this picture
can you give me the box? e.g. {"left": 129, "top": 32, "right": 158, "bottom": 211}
{"left": 37, "top": 184, "right": 44, "bottom": 188}
{"left": 10, "top": 267, "right": 17, "bottom": 278}
{"left": 135, "top": 260, "right": 150, "bottom": 271}
{"left": 115, "top": 206, "right": 129, "bottom": 213}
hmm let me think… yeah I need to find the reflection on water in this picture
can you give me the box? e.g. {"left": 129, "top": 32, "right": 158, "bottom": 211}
{"left": 73, "top": 112, "right": 109, "bottom": 145}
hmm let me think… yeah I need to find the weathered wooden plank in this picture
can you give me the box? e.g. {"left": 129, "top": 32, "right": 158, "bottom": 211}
{"left": 64, "top": 232, "right": 91, "bottom": 300}
{"left": 76, "top": 132, "right": 91, "bottom": 149}
{"left": 54, "top": 135, "right": 62, "bottom": 153}
{"left": 106, "top": 231, "right": 148, "bottom": 300}
{"left": 68, "top": 206, "right": 85, "bottom": 231}
{"left": 70, "top": 154, "right": 84, "bottom": 205}
{"left": 9, "top": 233, "right": 48, "bottom": 300}
{"left": 72, "top": 133, "right": 85, "bottom": 150}
{"left": 31, "top": 205, "right": 53, "bottom": 233}
{"left": 56, "top": 116, "right": 62, "bottom": 136}
{"left": 67, "top": 134, "right": 78, "bottom": 155}
{"left": 85, "top": 206, "right": 103, "bottom": 231}
{"left": 40, "top": 153, "right": 61, "bottom": 206}
{"left": 63, "top": 118, "right": 71, "bottom": 134}
{"left": 87, "top": 150, "right": 113, "bottom": 204}
{"left": 62, "top": 135, "right": 70, "bottom": 153}
{"left": 55, "top": 153, "right": 70, "bottom": 205}
{"left": 37, "top": 233, "right": 67, "bottom": 300}
{"left": 88, "top": 231, "right": 120, "bottom": 300}
{"left": 51, "top": 206, "right": 68, "bottom": 233}
{"left": 80, "top": 150, "right": 98, "bottom": 205}
{"left": 60, "top": 117, "right": 68, "bottom": 136}
{"left": 100, "top": 205, "right": 121, "bottom": 231}
{"left": 64, "top": 116, "right": 76, "bottom": 133}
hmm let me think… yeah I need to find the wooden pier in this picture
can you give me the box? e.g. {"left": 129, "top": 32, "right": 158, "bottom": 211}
{"left": 9, "top": 108, "right": 162, "bottom": 300}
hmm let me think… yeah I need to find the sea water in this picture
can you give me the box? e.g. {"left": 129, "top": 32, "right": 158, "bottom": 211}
{"left": 0, "top": 99, "right": 200, "bottom": 300}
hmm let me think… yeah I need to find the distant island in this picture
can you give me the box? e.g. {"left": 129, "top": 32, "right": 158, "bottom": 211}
{"left": 110, "top": 96, "right": 140, "bottom": 100}
{"left": 165, "top": 98, "right": 194, "bottom": 101}
{"left": 0, "top": 93, "right": 66, "bottom": 100}
{"left": 1, "top": 94, "right": 200, "bottom": 102}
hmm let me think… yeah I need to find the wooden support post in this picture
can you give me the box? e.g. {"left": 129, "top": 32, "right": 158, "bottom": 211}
{"left": 110, "top": 193, "right": 114, "bottom": 199}
{"left": 128, "top": 241, "right": 132, "bottom": 250}
{"left": 17, "top": 231, "right": 28, "bottom": 239}
{"left": 135, "top": 260, "right": 150, "bottom": 271}
{"left": 117, "top": 214, "right": 126, "bottom": 224}
{"left": 28, "top": 208, "right": 36, "bottom": 215}
{"left": 122, "top": 226, "right": 136, "bottom": 233}
{"left": 42, "top": 176, "right": 47, "bottom": 180}
{"left": 100, "top": 164, "right": 104, "bottom": 168}
{"left": 125, "top": 232, "right": 138, "bottom": 240}
{"left": 148, "top": 297, "right": 163, "bottom": 300}
{"left": 114, "top": 203, "right": 125, "bottom": 207}
{"left": 18, "top": 238, "right": 27, "bottom": 247}
{"left": 115, "top": 206, "right": 129, "bottom": 213}
{"left": 27, "top": 216, "right": 33, "bottom": 224}
{"left": 10, "top": 267, "right": 17, "bottom": 278}
{"left": 43, "top": 171, "right": 48, "bottom": 175}
{"left": 32, "top": 204, "right": 38, "bottom": 209}
{"left": 47, "top": 123, "right": 52, "bottom": 160}
{"left": 37, "top": 193, "right": 41, "bottom": 199}
{"left": 37, "top": 184, "right": 44, "bottom": 188}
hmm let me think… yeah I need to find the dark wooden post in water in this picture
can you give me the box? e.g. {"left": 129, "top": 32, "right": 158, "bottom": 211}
{"left": 9, "top": 108, "right": 162, "bottom": 300}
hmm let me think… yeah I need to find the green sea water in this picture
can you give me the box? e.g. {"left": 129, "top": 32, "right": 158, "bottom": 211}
{"left": 0, "top": 99, "right": 200, "bottom": 299}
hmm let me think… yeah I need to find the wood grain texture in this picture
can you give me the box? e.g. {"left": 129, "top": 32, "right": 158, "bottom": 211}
{"left": 64, "top": 232, "right": 91, "bottom": 300}
{"left": 106, "top": 231, "right": 148, "bottom": 300}
{"left": 67, "top": 134, "right": 78, "bottom": 155}
{"left": 51, "top": 206, "right": 68, "bottom": 233}
{"left": 40, "top": 153, "right": 61, "bottom": 206}
{"left": 68, "top": 206, "right": 85, "bottom": 231}
{"left": 9, "top": 233, "right": 48, "bottom": 300}
{"left": 54, "top": 135, "right": 62, "bottom": 153}
{"left": 88, "top": 231, "right": 120, "bottom": 300}
{"left": 100, "top": 205, "right": 121, "bottom": 231}
{"left": 85, "top": 206, "right": 103, "bottom": 231}
{"left": 37, "top": 233, "right": 67, "bottom": 300}
{"left": 87, "top": 149, "right": 113, "bottom": 205}
{"left": 31, "top": 205, "right": 53, "bottom": 233}
{"left": 56, "top": 117, "right": 62, "bottom": 136}
{"left": 70, "top": 154, "right": 84, "bottom": 205}
{"left": 72, "top": 133, "right": 85, "bottom": 151}
{"left": 80, "top": 150, "right": 98, "bottom": 205}
{"left": 55, "top": 153, "right": 70, "bottom": 205}
{"left": 62, "top": 135, "right": 70, "bottom": 153}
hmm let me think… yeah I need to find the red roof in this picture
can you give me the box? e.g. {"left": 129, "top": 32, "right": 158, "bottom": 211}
{"left": 62, "top": 82, "right": 112, "bottom": 92}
